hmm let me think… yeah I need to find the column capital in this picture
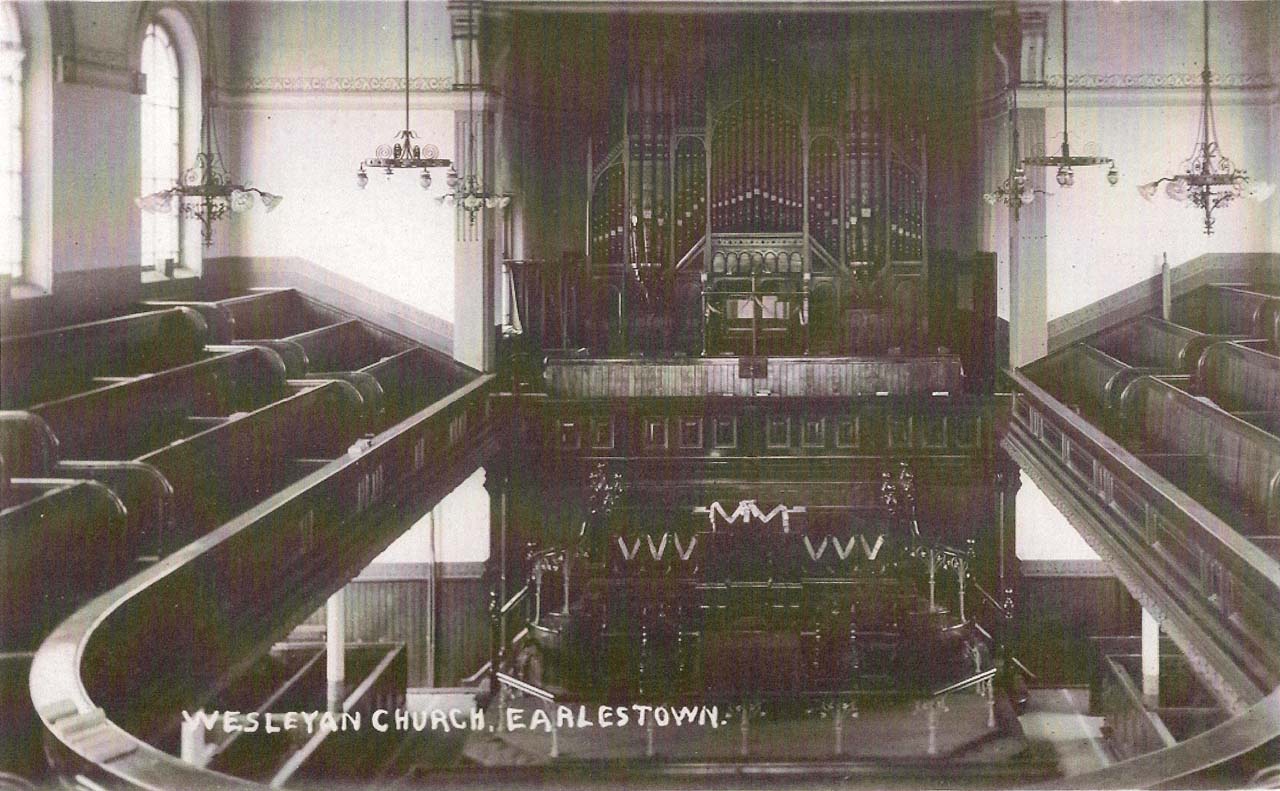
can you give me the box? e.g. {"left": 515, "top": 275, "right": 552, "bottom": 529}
{"left": 1017, "top": 9, "right": 1047, "bottom": 85}
{"left": 448, "top": 0, "right": 483, "bottom": 90}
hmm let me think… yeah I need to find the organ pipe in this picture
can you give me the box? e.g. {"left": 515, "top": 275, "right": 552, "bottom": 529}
{"left": 585, "top": 19, "right": 927, "bottom": 271}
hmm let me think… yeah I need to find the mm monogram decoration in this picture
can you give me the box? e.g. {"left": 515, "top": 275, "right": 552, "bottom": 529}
{"left": 692, "top": 499, "right": 807, "bottom": 532}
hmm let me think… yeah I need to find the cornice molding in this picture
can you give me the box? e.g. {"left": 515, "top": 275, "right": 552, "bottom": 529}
{"left": 55, "top": 54, "right": 143, "bottom": 94}
{"left": 227, "top": 75, "right": 456, "bottom": 94}
{"left": 1043, "top": 72, "right": 1274, "bottom": 90}
{"left": 1020, "top": 558, "right": 1113, "bottom": 578}
{"left": 74, "top": 45, "right": 127, "bottom": 69}
{"left": 219, "top": 82, "right": 501, "bottom": 113}
{"left": 1019, "top": 81, "right": 1276, "bottom": 109}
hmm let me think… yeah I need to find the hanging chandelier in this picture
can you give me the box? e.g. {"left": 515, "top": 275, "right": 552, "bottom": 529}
{"left": 984, "top": 46, "right": 1043, "bottom": 214}
{"left": 137, "top": 2, "right": 281, "bottom": 247}
{"left": 437, "top": 3, "right": 510, "bottom": 224}
{"left": 356, "top": 0, "right": 451, "bottom": 189}
{"left": 984, "top": 165, "right": 1036, "bottom": 210}
{"left": 1022, "top": 0, "right": 1118, "bottom": 190}
{"left": 1136, "top": 0, "right": 1274, "bottom": 235}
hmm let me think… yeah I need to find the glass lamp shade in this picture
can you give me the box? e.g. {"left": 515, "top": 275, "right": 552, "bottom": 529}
{"left": 137, "top": 192, "right": 175, "bottom": 214}
{"left": 260, "top": 193, "right": 284, "bottom": 212}
{"left": 356, "top": 169, "right": 369, "bottom": 189}
{"left": 229, "top": 189, "right": 255, "bottom": 213}
{"left": 1056, "top": 166, "right": 1074, "bottom": 188}
{"left": 1166, "top": 179, "right": 1189, "bottom": 202}
{"left": 420, "top": 171, "right": 433, "bottom": 190}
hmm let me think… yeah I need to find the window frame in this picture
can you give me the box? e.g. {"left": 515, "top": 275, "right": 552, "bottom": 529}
{"left": 133, "top": 5, "right": 202, "bottom": 281}
{"left": 1, "top": 0, "right": 50, "bottom": 296}
{"left": 139, "top": 18, "right": 184, "bottom": 276}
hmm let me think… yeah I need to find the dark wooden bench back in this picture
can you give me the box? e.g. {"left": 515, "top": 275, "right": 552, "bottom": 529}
{"left": 218, "top": 290, "right": 348, "bottom": 339}
{"left": 1178, "top": 286, "right": 1280, "bottom": 346}
{"left": 0, "top": 411, "right": 59, "bottom": 481}
{"left": 136, "top": 379, "right": 365, "bottom": 550}
{"left": 1094, "top": 316, "right": 1210, "bottom": 372}
{"left": 1034, "top": 345, "right": 1136, "bottom": 423}
{"left": 1121, "top": 376, "right": 1280, "bottom": 532}
{"left": 29, "top": 347, "right": 289, "bottom": 459}
{"left": 1, "top": 479, "right": 128, "bottom": 651}
{"left": 284, "top": 320, "right": 388, "bottom": 373}
{"left": 1197, "top": 342, "right": 1280, "bottom": 416}
{"left": 1, "top": 308, "right": 208, "bottom": 408}
{"left": 53, "top": 459, "right": 173, "bottom": 562}
{"left": 360, "top": 347, "right": 465, "bottom": 425}
{"left": 138, "top": 300, "right": 238, "bottom": 343}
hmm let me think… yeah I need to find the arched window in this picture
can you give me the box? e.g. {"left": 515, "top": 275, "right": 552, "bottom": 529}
{"left": 140, "top": 20, "right": 182, "bottom": 274}
{"left": 2, "top": 2, "right": 23, "bottom": 280}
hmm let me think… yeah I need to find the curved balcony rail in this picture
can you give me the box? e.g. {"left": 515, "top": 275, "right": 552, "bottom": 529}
{"left": 29, "top": 375, "right": 496, "bottom": 790}
{"left": 1004, "top": 367, "right": 1280, "bottom": 788}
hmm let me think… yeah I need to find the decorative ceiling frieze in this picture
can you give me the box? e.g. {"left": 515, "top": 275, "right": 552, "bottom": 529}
{"left": 228, "top": 75, "right": 456, "bottom": 94}
{"left": 1040, "top": 72, "right": 1273, "bottom": 90}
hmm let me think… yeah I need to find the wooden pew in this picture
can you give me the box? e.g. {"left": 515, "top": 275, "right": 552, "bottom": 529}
{"left": 217, "top": 290, "right": 346, "bottom": 339}
{"left": 1176, "top": 285, "right": 1280, "bottom": 348}
{"left": 274, "top": 320, "right": 401, "bottom": 373}
{"left": 135, "top": 379, "right": 366, "bottom": 551}
{"left": 0, "top": 307, "right": 209, "bottom": 408}
{"left": 28, "top": 346, "right": 290, "bottom": 460}
{"left": 359, "top": 347, "right": 465, "bottom": 427}
{"left": 0, "top": 410, "right": 59, "bottom": 481}
{"left": 139, "top": 300, "right": 237, "bottom": 343}
{"left": 1093, "top": 316, "right": 1234, "bottom": 373}
{"left": 1120, "top": 376, "right": 1280, "bottom": 534}
{"left": 209, "top": 340, "right": 308, "bottom": 378}
{"left": 1, "top": 478, "right": 128, "bottom": 651}
{"left": 290, "top": 372, "right": 385, "bottom": 430}
{"left": 53, "top": 459, "right": 173, "bottom": 560}
{"left": 1195, "top": 342, "right": 1280, "bottom": 419}
{"left": 1030, "top": 345, "right": 1148, "bottom": 427}
{"left": 1, "top": 409, "right": 175, "bottom": 560}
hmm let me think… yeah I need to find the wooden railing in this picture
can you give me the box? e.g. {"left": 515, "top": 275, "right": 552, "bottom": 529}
{"left": 1097, "top": 655, "right": 1177, "bottom": 761}
{"left": 29, "top": 374, "right": 496, "bottom": 791}
{"left": 1004, "top": 367, "right": 1280, "bottom": 787}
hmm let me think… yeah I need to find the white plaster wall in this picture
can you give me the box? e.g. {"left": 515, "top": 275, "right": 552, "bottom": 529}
{"left": 1015, "top": 471, "right": 1101, "bottom": 561}
{"left": 225, "top": 103, "right": 458, "bottom": 321}
{"left": 219, "top": 0, "right": 461, "bottom": 322}
{"left": 50, "top": 81, "right": 140, "bottom": 273}
{"left": 372, "top": 466, "right": 490, "bottom": 565}
{"left": 1036, "top": 0, "right": 1274, "bottom": 81}
{"left": 1043, "top": 99, "right": 1276, "bottom": 320}
{"left": 224, "top": 1, "right": 453, "bottom": 89}
{"left": 1014, "top": 0, "right": 1279, "bottom": 322}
